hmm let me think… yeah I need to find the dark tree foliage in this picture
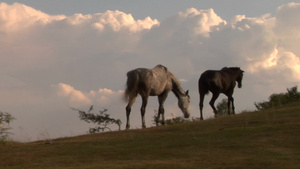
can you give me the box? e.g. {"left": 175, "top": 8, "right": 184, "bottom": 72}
{"left": 254, "top": 86, "right": 300, "bottom": 111}
{"left": 72, "top": 106, "right": 122, "bottom": 133}
{"left": 0, "top": 111, "right": 15, "bottom": 143}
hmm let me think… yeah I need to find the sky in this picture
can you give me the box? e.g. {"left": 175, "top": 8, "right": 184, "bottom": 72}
{"left": 0, "top": 1, "right": 299, "bottom": 142}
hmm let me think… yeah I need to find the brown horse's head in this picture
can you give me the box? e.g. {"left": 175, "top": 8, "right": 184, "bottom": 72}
{"left": 236, "top": 68, "right": 244, "bottom": 88}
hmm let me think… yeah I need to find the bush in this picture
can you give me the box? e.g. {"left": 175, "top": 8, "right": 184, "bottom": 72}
{"left": 254, "top": 86, "right": 300, "bottom": 111}
{"left": 0, "top": 111, "right": 15, "bottom": 143}
{"left": 216, "top": 98, "right": 228, "bottom": 116}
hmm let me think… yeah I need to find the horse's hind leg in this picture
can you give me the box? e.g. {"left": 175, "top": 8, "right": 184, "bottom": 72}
{"left": 126, "top": 95, "right": 137, "bottom": 129}
{"left": 199, "top": 93, "right": 205, "bottom": 120}
{"left": 140, "top": 95, "right": 148, "bottom": 128}
{"left": 158, "top": 93, "right": 168, "bottom": 125}
{"left": 209, "top": 92, "right": 220, "bottom": 116}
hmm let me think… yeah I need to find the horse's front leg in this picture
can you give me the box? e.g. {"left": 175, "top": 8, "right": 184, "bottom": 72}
{"left": 158, "top": 104, "right": 165, "bottom": 125}
{"left": 155, "top": 111, "right": 161, "bottom": 126}
{"left": 158, "top": 94, "right": 167, "bottom": 125}
{"left": 227, "top": 97, "right": 231, "bottom": 115}
{"left": 227, "top": 95, "right": 235, "bottom": 115}
{"left": 230, "top": 96, "right": 235, "bottom": 114}
{"left": 141, "top": 96, "right": 148, "bottom": 128}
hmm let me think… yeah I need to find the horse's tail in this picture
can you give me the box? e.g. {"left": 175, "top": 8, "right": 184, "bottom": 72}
{"left": 198, "top": 73, "right": 210, "bottom": 95}
{"left": 124, "top": 70, "right": 139, "bottom": 102}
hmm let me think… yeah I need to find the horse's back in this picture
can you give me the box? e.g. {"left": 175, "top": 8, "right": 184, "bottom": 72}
{"left": 126, "top": 65, "right": 172, "bottom": 96}
{"left": 199, "top": 70, "right": 225, "bottom": 94}
{"left": 199, "top": 70, "right": 220, "bottom": 83}
{"left": 127, "top": 68, "right": 153, "bottom": 85}
{"left": 152, "top": 64, "right": 168, "bottom": 75}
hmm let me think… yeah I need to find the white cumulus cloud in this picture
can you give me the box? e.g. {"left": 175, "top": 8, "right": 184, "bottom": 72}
{"left": 55, "top": 83, "right": 124, "bottom": 107}
{"left": 0, "top": 3, "right": 65, "bottom": 32}
{"left": 56, "top": 83, "right": 92, "bottom": 106}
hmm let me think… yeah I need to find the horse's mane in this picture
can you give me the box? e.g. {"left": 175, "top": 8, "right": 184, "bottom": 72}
{"left": 167, "top": 71, "right": 186, "bottom": 97}
{"left": 222, "top": 67, "right": 241, "bottom": 70}
{"left": 221, "top": 67, "right": 242, "bottom": 73}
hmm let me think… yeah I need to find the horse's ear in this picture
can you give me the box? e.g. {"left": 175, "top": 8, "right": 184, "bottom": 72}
{"left": 186, "top": 90, "right": 189, "bottom": 95}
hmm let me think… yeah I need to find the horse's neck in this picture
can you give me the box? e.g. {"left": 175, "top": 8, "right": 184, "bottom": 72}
{"left": 170, "top": 73, "right": 185, "bottom": 99}
{"left": 231, "top": 72, "right": 241, "bottom": 80}
{"left": 223, "top": 69, "right": 239, "bottom": 80}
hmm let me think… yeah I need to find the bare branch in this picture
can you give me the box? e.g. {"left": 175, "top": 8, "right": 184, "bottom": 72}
{"left": 71, "top": 106, "right": 122, "bottom": 133}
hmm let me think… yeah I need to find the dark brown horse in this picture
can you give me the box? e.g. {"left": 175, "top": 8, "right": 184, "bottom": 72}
{"left": 124, "top": 65, "right": 190, "bottom": 129}
{"left": 198, "top": 67, "right": 244, "bottom": 120}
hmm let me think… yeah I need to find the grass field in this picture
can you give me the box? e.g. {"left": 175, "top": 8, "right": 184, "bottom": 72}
{"left": 1, "top": 102, "right": 300, "bottom": 169}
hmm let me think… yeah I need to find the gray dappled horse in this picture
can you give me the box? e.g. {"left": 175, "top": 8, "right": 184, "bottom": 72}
{"left": 124, "top": 65, "right": 190, "bottom": 129}
{"left": 198, "top": 67, "right": 244, "bottom": 120}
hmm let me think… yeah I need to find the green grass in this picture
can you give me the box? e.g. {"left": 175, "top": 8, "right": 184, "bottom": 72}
{"left": 1, "top": 102, "right": 300, "bottom": 169}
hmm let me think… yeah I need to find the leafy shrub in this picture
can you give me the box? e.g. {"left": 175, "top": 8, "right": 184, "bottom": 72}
{"left": 0, "top": 111, "right": 15, "bottom": 143}
{"left": 216, "top": 98, "right": 228, "bottom": 116}
{"left": 254, "top": 86, "right": 300, "bottom": 111}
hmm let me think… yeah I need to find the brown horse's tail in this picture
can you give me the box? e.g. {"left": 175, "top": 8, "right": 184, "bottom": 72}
{"left": 124, "top": 70, "right": 139, "bottom": 102}
{"left": 198, "top": 73, "right": 210, "bottom": 95}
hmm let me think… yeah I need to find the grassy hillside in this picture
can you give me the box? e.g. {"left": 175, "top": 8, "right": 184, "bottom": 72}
{"left": 1, "top": 102, "right": 300, "bottom": 169}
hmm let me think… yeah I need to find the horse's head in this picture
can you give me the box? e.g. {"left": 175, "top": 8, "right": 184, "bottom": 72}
{"left": 178, "top": 90, "right": 190, "bottom": 118}
{"left": 236, "top": 68, "right": 244, "bottom": 88}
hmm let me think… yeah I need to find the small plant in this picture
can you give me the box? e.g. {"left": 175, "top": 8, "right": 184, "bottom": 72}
{"left": 165, "top": 116, "right": 193, "bottom": 125}
{"left": 0, "top": 111, "right": 15, "bottom": 143}
{"left": 72, "top": 106, "right": 122, "bottom": 133}
{"left": 153, "top": 111, "right": 194, "bottom": 126}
